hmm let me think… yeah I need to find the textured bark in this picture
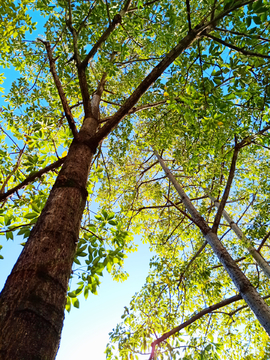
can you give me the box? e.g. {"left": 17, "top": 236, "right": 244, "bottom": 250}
{"left": 0, "top": 122, "right": 96, "bottom": 359}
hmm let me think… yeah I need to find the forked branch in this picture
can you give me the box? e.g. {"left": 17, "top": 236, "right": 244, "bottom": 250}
{"left": 39, "top": 39, "right": 79, "bottom": 139}
{"left": 80, "top": 0, "right": 133, "bottom": 69}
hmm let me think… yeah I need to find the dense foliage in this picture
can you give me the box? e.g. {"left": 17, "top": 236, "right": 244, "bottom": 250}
{"left": 1, "top": 0, "right": 270, "bottom": 359}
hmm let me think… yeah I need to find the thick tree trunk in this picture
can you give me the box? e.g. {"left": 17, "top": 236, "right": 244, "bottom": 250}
{"left": 0, "top": 122, "right": 96, "bottom": 359}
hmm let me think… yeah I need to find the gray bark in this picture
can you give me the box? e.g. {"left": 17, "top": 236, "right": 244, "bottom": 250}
{"left": 155, "top": 151, "right": 270, "bottom": 336}
{"left": 209, "top": 195, "right": 270, "bottom": 279}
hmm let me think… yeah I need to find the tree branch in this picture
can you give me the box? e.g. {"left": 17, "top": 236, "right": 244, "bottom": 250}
{"left": 185, "top": 0, "right": 192, "bottom": 32}
{"left": 212, "top": 143, "right": 239, "bottom": 233}
{"left": 258, "top": 230, "right": 270, "bottom": 252}
{"left": 96, "top": 28, "right": 201, "bottom": 141}
{"left": 149, "top": 294, "right": 243, "bottom": 360}
{"left": 0, "top": 147, "right": 25, "bottom": 194}
{"left": 39, "top": 39, "right": 79, "bottom": 139}
{"left": 77, "top": 1, "right": 97, "bottom": 34}
{"left": 215, "top": 27, "right": 270, "bottom": 42}
{"left": 96, "top": 0, "right": 253, "bottom": 143}
{"left": 0, "top": 157, "right": 66, "bottom": 202}
{"left": 178, "top": 241, "right": 207, "bottom": 286}
{"left": 205, "top": 33, "right": 270, "bottom": 59}
{"left": 164, "top": 195, "right": 202, "bottom": 228}
{"left": 80, "top": 0, "right": 133, "bottom": 69}
{"left": 229, "top": 294, "right": 270, "bottom": 317}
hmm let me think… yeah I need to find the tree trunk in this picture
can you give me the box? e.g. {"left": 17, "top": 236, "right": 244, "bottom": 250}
{"left": 154, "top": 151, "right": 270, "bottom": 336}
{"left": 0, "top": 119, "right": 97, "bottom": 359}
{"left": 209, "top": 195, "right": 270, "bottom": 279}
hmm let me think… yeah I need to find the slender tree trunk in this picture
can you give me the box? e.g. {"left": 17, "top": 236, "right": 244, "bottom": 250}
{"left": 0, "top": 118, "right": 97, "bottom": 359}
{"left": 209, "top": 195, "right": 270, "bottom": 279}
{"left": 154, "top": 151, "right": 270, "bottom": 336}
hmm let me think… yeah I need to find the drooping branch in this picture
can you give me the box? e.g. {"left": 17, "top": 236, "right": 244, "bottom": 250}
{"left": 39, "top": 40, "right": 79, "bottom": 139}
{"left": 0, "top": 156, "right": 66, "bottom": 202}
{"left": 212, "top": 143, "right": 239, "bottom": 233}
{"left": 205, "top": 33, "right": 270, "bottom": 59}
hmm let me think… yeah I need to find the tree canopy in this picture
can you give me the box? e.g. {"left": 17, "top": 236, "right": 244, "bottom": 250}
{"left": 0, "top": 0, "right": 270, "bottom": 359}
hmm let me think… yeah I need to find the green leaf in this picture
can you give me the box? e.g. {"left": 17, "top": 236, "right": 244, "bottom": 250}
{"left": 24, "top": 212, "right": 38, "bottom": 219}
{"left": 68, "top": 292, "right": 77, "bottom": 298}
{"left": 73, "top": 298, "right": 80, "bottom": 308}
{"left": 108, "top": 220, "right": 118, "bottom": 226}
{"left": 6, "top": 231, "right": 13, "bottom": 240}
